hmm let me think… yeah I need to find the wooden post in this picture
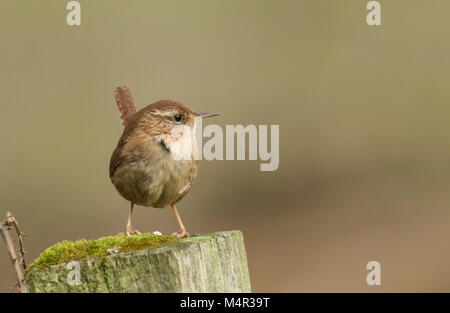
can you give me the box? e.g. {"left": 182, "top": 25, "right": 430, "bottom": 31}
{"left": 25, "top": 230, "right": 251, "bottom": 293}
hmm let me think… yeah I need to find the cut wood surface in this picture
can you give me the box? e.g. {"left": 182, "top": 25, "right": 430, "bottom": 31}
{"left": 25, "top": 230, "right": 251, "bottom": 293}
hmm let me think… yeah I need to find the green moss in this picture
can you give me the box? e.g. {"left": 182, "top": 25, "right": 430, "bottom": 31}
{"left": 25, "top": 233, "right": 178, "bottom": 273}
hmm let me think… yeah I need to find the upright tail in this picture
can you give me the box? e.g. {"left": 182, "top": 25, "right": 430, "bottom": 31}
{"left": 114, "top": 85, "right": 137, "bottom": 126}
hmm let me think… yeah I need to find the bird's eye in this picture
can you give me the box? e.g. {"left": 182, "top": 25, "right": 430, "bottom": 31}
{"left": 173, "top": 114, "right": 182, "bottom": 122}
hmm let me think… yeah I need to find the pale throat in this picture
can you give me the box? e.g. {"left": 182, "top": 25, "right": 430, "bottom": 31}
{"left": 160, "top": 124, "right": 197, "bottom": 161}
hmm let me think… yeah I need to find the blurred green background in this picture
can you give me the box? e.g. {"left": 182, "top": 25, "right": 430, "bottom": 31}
{"left": 1, "top": 0, "right": 450, "bottom": 292}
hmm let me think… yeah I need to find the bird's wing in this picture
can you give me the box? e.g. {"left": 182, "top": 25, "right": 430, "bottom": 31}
{"left": 109, "top": 145, "right": 123, "bottom": 180}
{"left": 114, "top": 85, "right": 137, "bottom": 126}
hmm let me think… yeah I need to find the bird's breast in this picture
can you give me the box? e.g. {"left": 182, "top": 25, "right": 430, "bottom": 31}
{"left": 111, "top": 135, "right": 199, "bottom": 208}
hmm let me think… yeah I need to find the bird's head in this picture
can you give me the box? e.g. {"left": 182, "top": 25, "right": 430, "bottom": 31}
{"left": 147, "top": 100, "right": 218, "bottom": 134}
{"left": 139, "top": 100, "right": 218, "bottom": 160}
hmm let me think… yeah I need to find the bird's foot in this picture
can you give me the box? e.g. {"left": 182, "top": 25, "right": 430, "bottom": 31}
{"left": 127, "top": 229, "right": 141, "bottom": 237}
{"left": 171, "top": 230, "right": 190, "bottom": 239}
{"left": 124, "top": 226, "right": 141, "bottom": 237}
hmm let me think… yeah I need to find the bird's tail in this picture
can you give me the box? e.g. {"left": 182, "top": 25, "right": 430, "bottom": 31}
{"left": 114, "top": 85, "right": 137, "bottom": 126}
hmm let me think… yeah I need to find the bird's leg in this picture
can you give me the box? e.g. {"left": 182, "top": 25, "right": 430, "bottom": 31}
{"left": 126, "top": 202, "right": 141, "bottom": 236}
{"left": 171, "top": 204, "right": 189, "bottom": 238}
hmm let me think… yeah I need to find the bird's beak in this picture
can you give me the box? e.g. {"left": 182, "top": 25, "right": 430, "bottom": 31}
{"left": 197, "top": 112, "right": 219, "bottom": 119}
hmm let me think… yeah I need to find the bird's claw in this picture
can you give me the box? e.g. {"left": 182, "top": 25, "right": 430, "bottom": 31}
{"left": 125, "top": 227, "right": 141, "bottom": 237}
{"left": 171, "top": 230, "right": 190, "bottom": 239}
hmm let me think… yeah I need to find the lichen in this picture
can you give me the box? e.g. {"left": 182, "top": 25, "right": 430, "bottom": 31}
{"left": 25, "top": 233, "right": 178, "bottom": 273}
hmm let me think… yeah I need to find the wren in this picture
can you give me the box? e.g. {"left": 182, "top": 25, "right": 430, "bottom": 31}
{"left": 109, "top": 86, "right": 218, "bottom": 238}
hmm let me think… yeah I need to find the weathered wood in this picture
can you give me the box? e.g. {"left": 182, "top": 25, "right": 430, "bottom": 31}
{"left": 25, "top": 230, "right": 251, "bottom": 293}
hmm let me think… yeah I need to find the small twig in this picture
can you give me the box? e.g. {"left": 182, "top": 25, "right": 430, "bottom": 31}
{"left": 6, "top": 212, "right": 27, "bottom": 269}
{"left": 1, "top": 213, "right": 27, "bottom": 293}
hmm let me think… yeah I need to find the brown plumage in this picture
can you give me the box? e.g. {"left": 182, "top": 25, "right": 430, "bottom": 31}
{"left": 114, "top": 86, "right": 137, "bottom": 126}
{"left": 109, "top": 86, "right": 218, "bottom": 237}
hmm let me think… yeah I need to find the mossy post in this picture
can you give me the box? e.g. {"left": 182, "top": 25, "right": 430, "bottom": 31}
{"left": 25, "top": 230, "right": 251, "bottom": 293}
